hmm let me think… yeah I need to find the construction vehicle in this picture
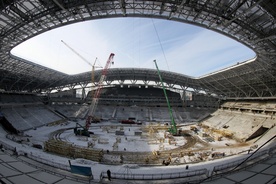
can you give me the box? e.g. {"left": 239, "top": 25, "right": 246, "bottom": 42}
{"left": 153, "top": 60, "right": 178, "bottom": 135}
{"left": 61, "top": 40, "right": 114, "bottom": 135}
{"left": 74, "top": 122, "right": 92, "bottom": 137}
{"left": 85, "top": 53, "right": 115, "bottom": 129}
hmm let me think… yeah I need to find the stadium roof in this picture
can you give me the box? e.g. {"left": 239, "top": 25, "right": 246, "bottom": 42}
{"left": 0, "top": 0, "right": 275, "bottom": 99}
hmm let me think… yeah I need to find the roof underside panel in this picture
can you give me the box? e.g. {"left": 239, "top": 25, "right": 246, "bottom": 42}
{"left": 0, "top": 0, "right": 275, "bottom": 99}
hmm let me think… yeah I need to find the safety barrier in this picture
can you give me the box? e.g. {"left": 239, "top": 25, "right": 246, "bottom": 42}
{"left": 211, "top": 144, "right": 276, "bottom": 180}
{"left": 212, "top": 149, "right": 269, "bottom": 174}
{"left": 101, "top": 168, "right": 208, "bottom": 180}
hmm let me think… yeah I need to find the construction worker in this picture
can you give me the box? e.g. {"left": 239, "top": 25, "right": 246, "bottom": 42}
{"left": 107, "top": 169, "right": 111, "bottom": 181}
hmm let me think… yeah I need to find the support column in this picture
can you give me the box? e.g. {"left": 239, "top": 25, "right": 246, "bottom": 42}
{"left": 81, "top": 87, "right": 86, "bottom": 100}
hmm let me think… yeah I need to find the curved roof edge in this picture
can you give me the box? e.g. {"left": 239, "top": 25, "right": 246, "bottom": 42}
{"left": 0, "top": 0, "right": 275, "bottom": 98}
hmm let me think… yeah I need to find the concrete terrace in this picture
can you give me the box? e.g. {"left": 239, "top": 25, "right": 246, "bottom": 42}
{"left": 0, "top": 142, "right": 275, "bottom": 184}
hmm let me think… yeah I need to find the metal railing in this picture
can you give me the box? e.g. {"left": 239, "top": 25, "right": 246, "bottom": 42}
{"left": 212, "top": 149, "right": 269, "bottom": 174}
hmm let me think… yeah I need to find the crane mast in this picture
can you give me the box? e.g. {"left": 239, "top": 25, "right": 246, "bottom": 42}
{"left": 60, "top": 40, "right": 114, "bottom": 133}
{"left": 86, "top": 53, "right": 115, "bottom": 129}
{"left": 91, "top": 57, "right": 101, "bottom": 99}
{"left": 153, "top": 60, "right": 177, "bottom": 135}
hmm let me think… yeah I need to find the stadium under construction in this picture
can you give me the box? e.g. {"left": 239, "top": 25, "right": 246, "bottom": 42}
{"left": 0, "top": 1, "right": 276, "bottom": 184}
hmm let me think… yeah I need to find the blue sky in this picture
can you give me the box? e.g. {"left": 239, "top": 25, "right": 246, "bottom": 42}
{"left": 11, "top": 18, "right": 255, "bottom": 77}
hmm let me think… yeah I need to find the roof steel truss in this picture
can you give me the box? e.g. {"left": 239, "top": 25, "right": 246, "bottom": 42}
{"left": 0, "top": 0, "right": 275, "bottom": 99}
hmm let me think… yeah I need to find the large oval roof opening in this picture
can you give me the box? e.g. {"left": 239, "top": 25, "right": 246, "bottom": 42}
{"left": 11, "top": 18, "right": 255, "bottom": 77}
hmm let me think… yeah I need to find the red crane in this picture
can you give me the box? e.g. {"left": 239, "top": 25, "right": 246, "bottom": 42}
{"left": 85, "top": 53, "right": 115, "bottom": 129}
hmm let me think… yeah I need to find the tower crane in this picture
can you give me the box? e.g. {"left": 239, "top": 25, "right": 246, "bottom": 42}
{"left": 153, "top": 60, "right": 177, "bottom": 135}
